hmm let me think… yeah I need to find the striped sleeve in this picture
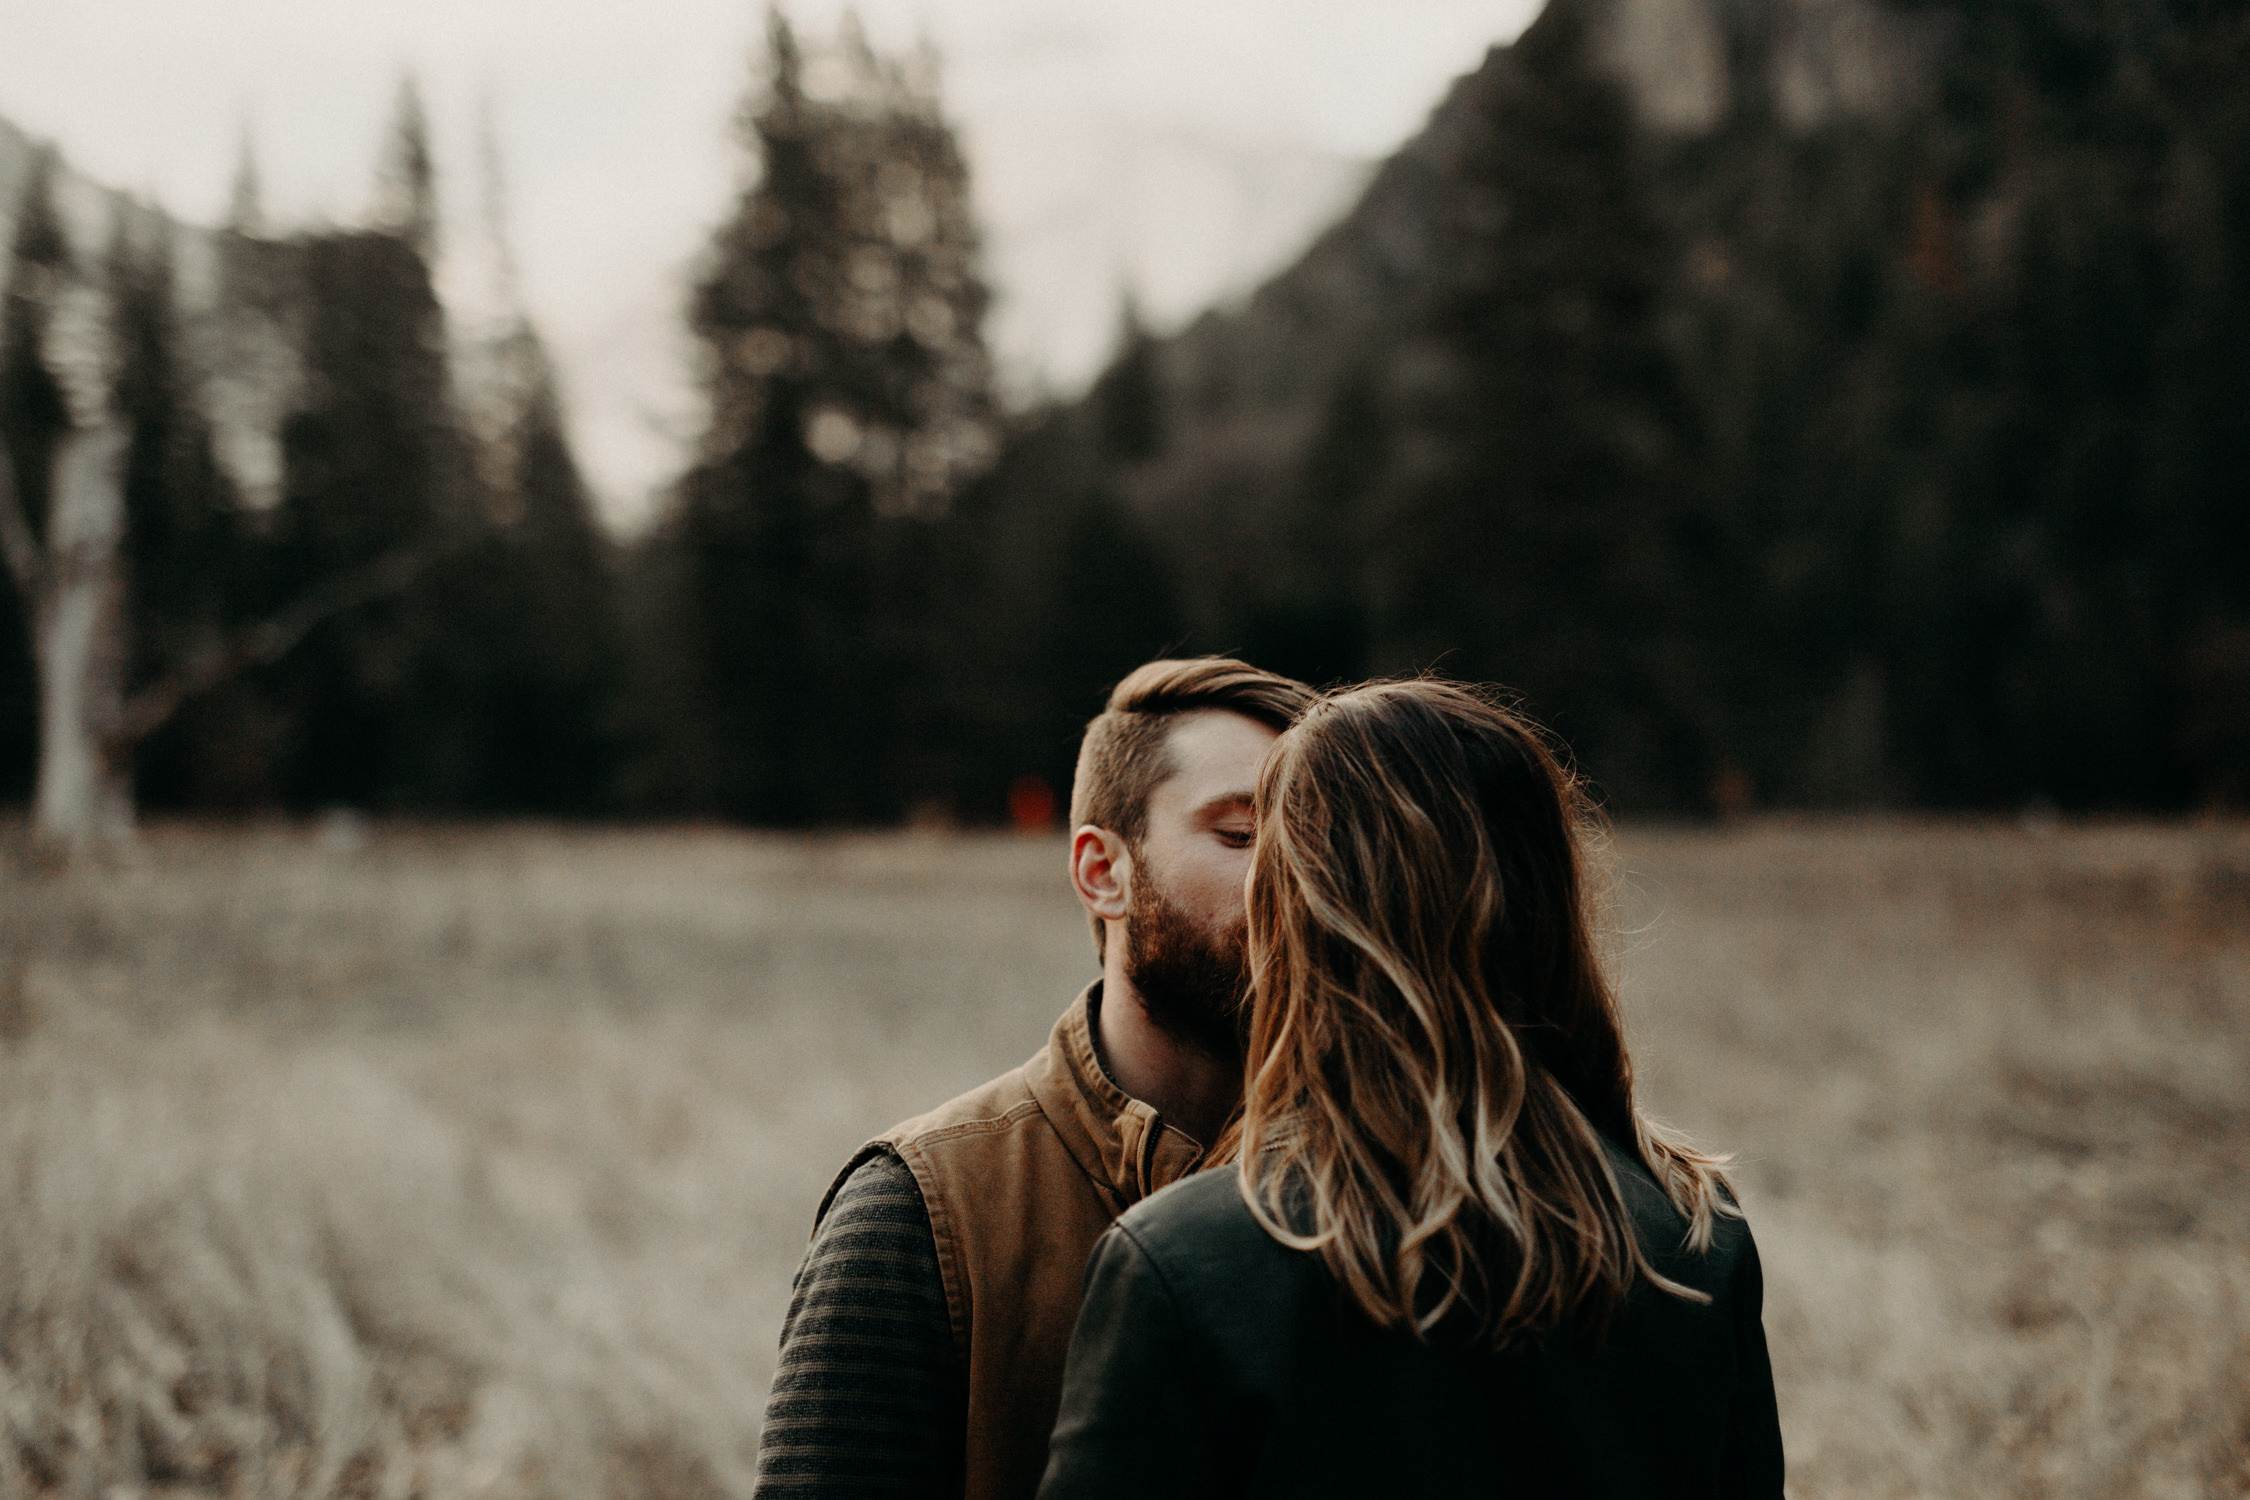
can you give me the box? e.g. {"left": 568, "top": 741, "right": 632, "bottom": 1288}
{"left": 752, "top": 1149, "right": 964, "bottom": 1498}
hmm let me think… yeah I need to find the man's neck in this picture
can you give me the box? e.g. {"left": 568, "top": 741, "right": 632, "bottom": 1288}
{"left": 1090, "top": 967, "right": 1241, "bottom": 1150}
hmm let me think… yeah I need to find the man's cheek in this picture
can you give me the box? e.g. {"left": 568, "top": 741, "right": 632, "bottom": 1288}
{"left": 1196, "top": 871, "right": 1249, "bottom": 922}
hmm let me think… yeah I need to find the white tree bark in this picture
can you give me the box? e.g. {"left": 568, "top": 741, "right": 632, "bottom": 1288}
{"left": 29, "top": 419, "right": 133, "bottom": 856}
{"left": 1, "top": 147, "right": 464, "bottom": 861}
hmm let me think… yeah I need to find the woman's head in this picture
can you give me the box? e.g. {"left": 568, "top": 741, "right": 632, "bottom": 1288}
{"left": 1247, "top": 680, "right": 1624, "bottom": 1128}
{"left": 1233, "top": 679, "right": 1730, "bottom": 1344}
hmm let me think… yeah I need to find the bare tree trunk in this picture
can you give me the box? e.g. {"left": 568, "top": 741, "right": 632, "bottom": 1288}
{"left": 29, "top": 420, "right": 133, "bottom": 857}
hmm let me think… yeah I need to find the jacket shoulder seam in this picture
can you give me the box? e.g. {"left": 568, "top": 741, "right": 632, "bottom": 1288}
{"left": 1109, "top": 1213, "right": 1192, "bottom": 1316}
{"left": 893, "top": 1096, "right": 1048, "bottom": 1147}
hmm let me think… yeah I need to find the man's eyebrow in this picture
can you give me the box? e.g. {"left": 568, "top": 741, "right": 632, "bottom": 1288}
{"left": 1196, "top": 791, "right": 1256, "bottom": 817}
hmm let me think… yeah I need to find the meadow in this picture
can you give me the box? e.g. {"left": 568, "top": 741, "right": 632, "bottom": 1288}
{"left": 0, "top": 817, "right": 2244, "bottom": 1499}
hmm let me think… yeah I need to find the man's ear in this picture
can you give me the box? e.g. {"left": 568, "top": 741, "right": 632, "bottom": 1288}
{"left": 1070, "top": 825, "right": 1131, "bottom": 925}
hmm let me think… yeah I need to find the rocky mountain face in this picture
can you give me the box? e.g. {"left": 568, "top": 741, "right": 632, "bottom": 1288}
{"left": 1145, "top": 0, "right": 1945, "bottom": 429}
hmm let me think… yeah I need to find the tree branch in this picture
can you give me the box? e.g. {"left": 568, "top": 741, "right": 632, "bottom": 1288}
{"left": 0, "top": 437, "right": 41, "bottom": 600}
{"left": 115, "top": 542, "right": 453, "bottom": 749}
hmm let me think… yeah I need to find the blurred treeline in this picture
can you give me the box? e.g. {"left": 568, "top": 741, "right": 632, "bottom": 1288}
{"left": 4, "top": 0, "right": 2247, "bottom": 825}
{"left": 0, "top": 90, "right": 625, "bottom": 820}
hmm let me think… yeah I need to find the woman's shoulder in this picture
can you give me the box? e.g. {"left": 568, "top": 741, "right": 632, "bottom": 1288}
{"left": 1113, "top": 1140, "right": 1759, "bottom": 1311}
{"left": 1111, "top": 1167, "right": 1309, "bottom": 1290}
{"left": 1095, "top": 1168, "right": 1326, "bottom": 1387}
{"left": 1116, "top": 1164, "right": 1265, "bottom": 1245}
{"left": 1598, "top": 1132, "right": 1761, "bottom": 1290}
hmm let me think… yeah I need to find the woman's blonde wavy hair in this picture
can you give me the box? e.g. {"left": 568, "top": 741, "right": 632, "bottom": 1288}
{"left": 1223, "top": 679, "right": 1734, "bottom": 1345}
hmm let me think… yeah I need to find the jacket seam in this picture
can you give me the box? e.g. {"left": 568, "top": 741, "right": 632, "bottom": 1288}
{"left": 891, "top": 1134, "right": 975, "bottom": 1367}
{"left": 1103, "top": 1216, "right": 1234, "bottom": 1412}
{"left": 892, "top": 1097, "right": 1046, "bottom": 1147}
{"left": 1110, "top": 1216, "right": 1190, "bottom": 1320}
{"left": 811, "top": 1141, "right": 903, "bottom": 1233}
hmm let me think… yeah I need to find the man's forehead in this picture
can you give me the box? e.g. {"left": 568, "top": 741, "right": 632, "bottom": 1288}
{"left": 1152, "top": 710, "right": 1278, "bottom": 803}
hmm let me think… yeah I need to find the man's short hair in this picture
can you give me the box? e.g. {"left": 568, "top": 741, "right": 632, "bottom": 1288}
{"left": 1070, "top": 657, "right": 1317, "bottom": 953}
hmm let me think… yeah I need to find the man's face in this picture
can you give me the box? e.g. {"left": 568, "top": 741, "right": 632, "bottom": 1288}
{"left": 1121, "top": 710, "right": 1278, "bottom": 1058}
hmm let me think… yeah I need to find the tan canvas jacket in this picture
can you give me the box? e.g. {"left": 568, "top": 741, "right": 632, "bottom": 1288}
{"left": 815, "top": 984, "right": 1205, "bottom": 1500}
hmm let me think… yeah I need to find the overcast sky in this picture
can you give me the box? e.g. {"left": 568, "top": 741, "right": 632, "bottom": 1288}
{"left": 0, "top": 0, "right": 1540, "bottom": 528}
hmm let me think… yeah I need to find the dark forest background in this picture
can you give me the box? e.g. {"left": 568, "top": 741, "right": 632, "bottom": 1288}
{"left": 5, "top": 0, "right": 2247, "bottom": 825}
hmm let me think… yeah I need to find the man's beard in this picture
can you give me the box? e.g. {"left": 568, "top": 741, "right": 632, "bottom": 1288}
{"left": 1122, "top": 861, "right": 1250, "bottom": 1062}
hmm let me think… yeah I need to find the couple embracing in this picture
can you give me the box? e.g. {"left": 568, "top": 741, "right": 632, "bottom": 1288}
{"left": 754, "top": 658, "right": 1785, "bottom": 1499}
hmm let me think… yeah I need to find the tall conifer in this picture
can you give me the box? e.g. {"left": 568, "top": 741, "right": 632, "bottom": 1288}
{"left": 664, "top": 10, "right": 997, "bottom": 822}
{"left": 1369, "top": 0, "right": 1703, "bottom": 800}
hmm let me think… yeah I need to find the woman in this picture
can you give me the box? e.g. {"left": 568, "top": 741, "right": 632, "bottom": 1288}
{"left": 1037, "top": 680, "right": 1784, "bottom": 1498}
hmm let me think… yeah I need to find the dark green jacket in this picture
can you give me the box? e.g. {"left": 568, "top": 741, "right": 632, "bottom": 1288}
{"left": 1037, "top": 1140, "right": 1785, "bottom": 1499}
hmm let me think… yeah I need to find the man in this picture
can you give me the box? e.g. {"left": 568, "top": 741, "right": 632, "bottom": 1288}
{"left": 752, "top": 657, "right": 1317, "bottom": 1500}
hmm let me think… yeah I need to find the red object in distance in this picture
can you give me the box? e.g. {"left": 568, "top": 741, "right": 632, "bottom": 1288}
{"left": 1008, "top": 775, "right": 1057, "bottom": 833}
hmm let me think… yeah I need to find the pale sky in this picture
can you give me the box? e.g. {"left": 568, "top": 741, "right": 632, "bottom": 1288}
{"left": 0, "top": 0, "right": 1540, "bottom": 529}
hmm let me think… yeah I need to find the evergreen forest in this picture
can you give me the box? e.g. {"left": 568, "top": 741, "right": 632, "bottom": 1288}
{"left": 3, "top": 0, "right": 2246, "bottom": 826}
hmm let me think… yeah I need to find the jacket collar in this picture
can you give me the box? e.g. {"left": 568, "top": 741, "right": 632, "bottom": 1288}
{"left": 1028, "top": 982, "right": 1206, "bottom": 1214}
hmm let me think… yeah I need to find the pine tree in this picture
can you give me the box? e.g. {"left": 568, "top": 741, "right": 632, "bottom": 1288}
{"left": 375, "top": 75, "right": 439, "bottom": 259}
{"left": 109, "top": 212, "right": 258, "bottom": 808}
{"left": 449, "top": 322, "right": 627, "bottom": 813}
{"left": 1368, "top": 0, "right": 1705, "bottom": 802}
{"left": 442, "top": 115, "right": 627, "bottom": 812}
{"left": 1090, "top": 293, "right": 1164, "bottom": 463}
{"left": 0, "top": 150, "right": 70, "bottom": 800}
{"left": 260, "top": 93, "right": 478, "bottom": 809}
{"left": 664, "top": 10, "right": 998, "bottom": 823}
{"left": 2, "top": 149, "right": 71, "bottom": 559}
{"left": 226, "top": 128, "right": 264, "bottom": 236}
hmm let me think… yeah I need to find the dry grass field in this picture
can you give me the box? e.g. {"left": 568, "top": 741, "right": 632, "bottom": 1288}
{"left": 1, "top": 817, "right": 2245, "bottom": 1499}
